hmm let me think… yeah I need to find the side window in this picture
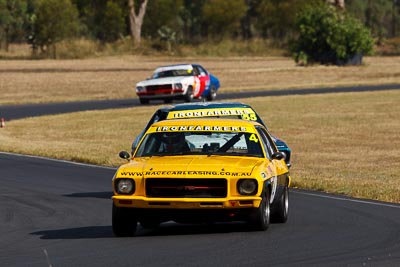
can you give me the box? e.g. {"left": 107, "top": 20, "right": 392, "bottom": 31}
{"left": 149, "top": 110, "right": 168, "bottom": 126}
{"left": 192, "top": 67, "right": 200, "bottom": 76}
{"left": 263, "top": 129, "right": 278, "bottom": 154}
{"left": 197, "top": 65, "right": 207, "bottom": 76}
{"left": 256, "top": 127, "right": 276, "bottom": 159}
{"left": 132, "top": 110, "right": 167, "bottom": 153}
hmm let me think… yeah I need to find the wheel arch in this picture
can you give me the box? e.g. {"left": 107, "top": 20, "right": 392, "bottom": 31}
{"left": 262, "top": 180, "right": 272, "bottom": 198}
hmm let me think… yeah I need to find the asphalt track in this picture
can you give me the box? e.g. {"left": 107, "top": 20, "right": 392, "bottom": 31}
{"left": 1, "top": 85, "right": 400, "bottom": 266}
{"left": 1, "top": 83, "right": 400, "bottom": 121}
{"left": 1, "top": 152, "right": 400, "bottom": 267}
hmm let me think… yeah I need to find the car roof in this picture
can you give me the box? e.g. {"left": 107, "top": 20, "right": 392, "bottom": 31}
{"left": 154, "top": 64, "right": 194, "bottom": 72}
{"left": 149, "top": 117, "right": 262, "bottom": 128}
{"left": 159, "top": 102, "right": 254, "bottom": 112}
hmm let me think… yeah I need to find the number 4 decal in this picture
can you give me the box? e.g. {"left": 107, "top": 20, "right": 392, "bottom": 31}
{"left": 249, "top": 134, "right": 259, "bottom": 143}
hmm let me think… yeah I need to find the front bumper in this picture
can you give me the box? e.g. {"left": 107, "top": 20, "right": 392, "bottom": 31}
{"left": 137, "top": 92, "right": 184, "bottom": 98}
{"left": 137, "top": 88, "right": 186, "bottom": 100}
{"left": 113, "top": 196, "right": 263, "bottom": 223}
{"left": 112, "top": 196, "right": 262, "bottom": 209}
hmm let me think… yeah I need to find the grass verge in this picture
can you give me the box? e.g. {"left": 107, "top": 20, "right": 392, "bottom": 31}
{"left": 1, "top": 56, "right": 400, "bottom": 105}
{"left": 1, "top": 90, "right": 399, "bottom": 203}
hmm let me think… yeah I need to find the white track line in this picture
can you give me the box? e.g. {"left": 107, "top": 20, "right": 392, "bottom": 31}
{"left": 293, "top": 190, "right": 400, "bottom": 209}
{"left": 0, "top": 151, "right": 117, "bottom": 170}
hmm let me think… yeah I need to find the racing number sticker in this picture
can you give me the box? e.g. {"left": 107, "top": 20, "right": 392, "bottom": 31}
{"left": 241, "top": 113, "right": 257, "bottom": 121}
{"left": 194, "top": 77, "right": 201, "bottom": 96}
{"left": 249, "top": 134, "right": 259, "bottom": 143}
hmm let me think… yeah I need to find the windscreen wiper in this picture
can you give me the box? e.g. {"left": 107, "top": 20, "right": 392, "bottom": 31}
{"left": 216, "top": 133, "right": 244, "bottom": 153}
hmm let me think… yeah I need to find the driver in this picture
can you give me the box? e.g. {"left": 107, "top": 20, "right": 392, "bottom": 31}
{"left": 161, "top": 132, "right": 190, "bottom": 153}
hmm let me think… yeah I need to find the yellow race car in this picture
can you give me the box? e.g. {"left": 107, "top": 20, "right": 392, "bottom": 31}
{"left": 112, "top": 118, "right": 291, "bottom": 236}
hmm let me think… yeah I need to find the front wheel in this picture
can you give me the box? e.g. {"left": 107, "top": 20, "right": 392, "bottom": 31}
{"left": 271, "top": 183, "right": 289, "bottom": 223}
{"left": 184, "top": 86, "right": 194, "bottom": 102}
{"left": 140, "top": 219, "right": 160, "bottom": 229}
{"left": 112, "top": 204, "right": 137, "bottom": 237}
{"left": 248, "top": 189, "right": 270, "bottom": 231}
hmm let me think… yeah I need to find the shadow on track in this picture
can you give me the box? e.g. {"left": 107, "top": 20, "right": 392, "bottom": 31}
{"left": 30, "top": 221, "right": 275, "bottom": 240}
{"left": 31, "top": 226, "right": 115, "bottom": 239}
{"left": 63, "top": 191, "right": 113, "bottom": 199}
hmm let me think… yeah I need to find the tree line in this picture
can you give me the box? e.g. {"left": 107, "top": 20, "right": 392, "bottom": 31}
{"left": 1, "top": 0, "right": 400, "bottom": 57}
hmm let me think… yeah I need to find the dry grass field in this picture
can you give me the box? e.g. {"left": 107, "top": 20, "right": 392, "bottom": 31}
{"left": 1, "top": 56, "right": 400, "bottom": 203}
{"left": 1, "top": 56, "right": 400, "bottom": 105}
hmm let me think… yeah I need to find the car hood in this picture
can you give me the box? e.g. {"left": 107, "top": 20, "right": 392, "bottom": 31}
{"left": 117, "top": 156, "right": 265, "bottom": 179}
{"left": 137, "top": 76, "right": 190, "bottom": 86}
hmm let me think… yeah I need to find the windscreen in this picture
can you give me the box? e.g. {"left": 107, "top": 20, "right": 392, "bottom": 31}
{"left": 135, "top": 131, "right": 264, "bottom": 158}
{"left": 152, "top": 69, "right": 193, "bottom": 78}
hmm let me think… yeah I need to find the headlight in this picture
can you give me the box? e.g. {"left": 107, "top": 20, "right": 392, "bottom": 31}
{"left": 115, "top": 179, "right": 135, "bottom": 195}
{"left": 136, "top": 86, "right": 145, "bottom": 92}
{"left": 237, "top": 179, "right": 258, "bottom": 195}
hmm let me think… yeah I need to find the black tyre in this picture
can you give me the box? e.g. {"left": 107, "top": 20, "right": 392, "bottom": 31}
{"left": 271, "top": 183, "right": 289, "bottom": 223}
{"left": 140, "top": 219, "right": 160, "bottom": 229}
{"left": 248, "top": 189, "right": 270, "bottom": 231}
{"left": 112, "top": 204, "right": 137, "bottom": 237}
{"left": 139, "top": 98, "right": 149, "bottom": 104}
{"left": 184, "top": 86, "right": 194, "bottom": 102}
{"left": 206, "top": 85, "right": 217, "bottom": 101}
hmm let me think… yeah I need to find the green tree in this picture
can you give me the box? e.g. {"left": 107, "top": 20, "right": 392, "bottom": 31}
{"left": 98, "top": 1, "right": 125, "bottom": 42}
{"left": 33, "top": 0, "right": 80, "bottom": 58}
{"left": 71, "top": 0, "right": 129, "bottom": 41}
{"left": 25, "top": 0, "right": 36, "bottom": 42}
{"left": 393, "top": 0, "right": 400, "bottom": 37}
{"left": 346, "top": 0, "right": 394, "bottom": 39}
{"left": 291, "top": 2, "right": 374, "bottom": 65}
{"left": 365, "top": 0, "right": 392, "bottom": 41}
{"left": 202, "top": 0, "right": 247, "bottom": 40}
{"left": 255, "top": 0, "right": 320, "bottom": 40}
{"left": 142, "top": 0, "right": 183, "bottom": 40}
{"left": 0, "top": 0, "right": 27, "bottom": 51}
{"left": 241, "top": 0, "right": 259, "bottom": 40}
{"left": 71, "top": 0, "right": 104, "bottom": 39}
{"left": 345, "top": 0, "right": 366, "bottom": 20}
{"left": 179, "top": 0, "right": 207, "bottom": 43}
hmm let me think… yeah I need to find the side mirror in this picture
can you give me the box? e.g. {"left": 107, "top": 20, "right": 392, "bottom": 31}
{"left": 271, "top": 151, "right": 286, "bottom": 161}
{"left": 119, "top": 151, "right": 131, "bottom": 160}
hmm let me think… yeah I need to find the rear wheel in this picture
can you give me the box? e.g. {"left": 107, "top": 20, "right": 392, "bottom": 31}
{"left": 112, "top": 204, "right": 137, "bottom": 237}
{"left": 184, "top": 86, "right": 194, "bottom": 102}
{"left": 248, "top": 189, "right": 270, "bottom": 231}
{"left": 206, "top": 85, "right": 217, "bottom": 101}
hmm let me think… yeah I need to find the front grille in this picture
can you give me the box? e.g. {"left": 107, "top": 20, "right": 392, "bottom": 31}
{"left": 146, "top": 178, "right": 227, "bottom": 198}
{"left": 146, "top": 84, "right": 173, "bottom": 93}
